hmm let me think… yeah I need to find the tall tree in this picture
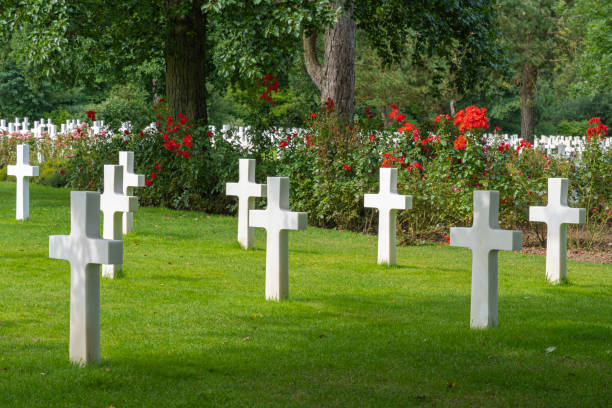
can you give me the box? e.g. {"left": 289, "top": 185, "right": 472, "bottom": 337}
{"left": 0, "top": 0, "right": 210, "bottom": 122}
{"left": 303, "top": 0, "right": 503, "bottom": 121}
{"left": 303, "top": 1, "right": 356, "bottom": 119}
{"left": 499, "top": 0, "right": 562, "bottom": 142}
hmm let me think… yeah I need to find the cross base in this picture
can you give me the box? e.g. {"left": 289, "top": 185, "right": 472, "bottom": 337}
{"left": 265, "top": 230, "right": 289, "bottom": 301}
{"left": 470, "top": 250, "right": 499, "bottom": 329}
{"left": 70, "top": 263, "right": 101, "bottom": 365}
{"left": 545, "top": 224, "right": 568, "bottom": 284}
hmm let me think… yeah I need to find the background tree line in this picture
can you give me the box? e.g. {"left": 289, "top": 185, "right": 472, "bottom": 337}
{"left": 0, "top": 0, "right": 610, "bottom": 139}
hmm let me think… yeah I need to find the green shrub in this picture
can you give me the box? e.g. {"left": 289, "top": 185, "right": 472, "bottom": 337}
{"left": 96, "top": 84, "right": 150, "bottom": 131}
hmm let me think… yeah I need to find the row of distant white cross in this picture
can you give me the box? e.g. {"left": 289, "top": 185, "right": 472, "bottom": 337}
{"left": 0, "top": 117, "right": 107, "bottom": 137}
{"left": 6, "top": 147, "right": 585, "bottom": 366}
{"left": 2, "top": 117, "right": 608, "bottom": 156}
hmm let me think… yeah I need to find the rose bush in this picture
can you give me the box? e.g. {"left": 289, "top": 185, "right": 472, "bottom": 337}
{"left": 0, "top": 102, "right": 608, "bottom": 248}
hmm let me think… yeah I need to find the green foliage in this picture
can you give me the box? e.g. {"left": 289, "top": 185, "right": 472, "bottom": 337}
{"left": 96, "top": 84, "right": 151, "bottom": 131}
{"left": 37, "top": 158, "right": 70, "bottom": 187}
{"left": 565, "top": 0, "right": 612, "bottom": 94}
{"left": 0, "top": 61, "right": 55, "bottom": 118}
{"left": 568, "top": 133, "right": 612, "bottom": 248}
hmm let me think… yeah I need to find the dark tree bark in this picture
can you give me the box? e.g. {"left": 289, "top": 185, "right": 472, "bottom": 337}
{"left": 165, "top": 0, "right": 207, "bottom": 124}
{"left": 519, "top": 62, "right": 538, "bottom": 143}
{"left": 303, "top": 1, "right": 356, "bottom": 121}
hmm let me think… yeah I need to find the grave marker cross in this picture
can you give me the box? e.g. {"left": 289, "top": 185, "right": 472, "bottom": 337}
{"left": 119, "top": 151, "right": 145, "bottom": 234}
{"left": 49, "top": 191, "right": 122, "bottom": 365}
{"left": 364, "top": 168, "right": 412, "bottom": 265}
{"left": 529, "top": 178, "right": 585, "bottom": 284}
{"left": 7, "top": 144, "right": 39, "bottom": 220}
{"left": 226, "top": 159, "right": 266, "bottom": 249}
{"left": 101, "top": 165, "right": 138, "bottom": 279}
{"left": 450, "top": 191, "right": 522, "bottom": 329}
{"left": 249, "top": 177, "right": 307, "bottom": 301}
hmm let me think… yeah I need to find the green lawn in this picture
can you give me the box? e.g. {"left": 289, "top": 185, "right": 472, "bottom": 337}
{"left": 0, "top": 181, "right": 610, "bottom": 407}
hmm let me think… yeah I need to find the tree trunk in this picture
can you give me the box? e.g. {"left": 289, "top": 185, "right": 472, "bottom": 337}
{"left": 303, "top": 1, "right": 355, "bottom": 121}
{"left": 519, "top": 62, "right": 538, "bottom": 143}
{"left": 165, "top": 0, "right": 207, "bottom": 124}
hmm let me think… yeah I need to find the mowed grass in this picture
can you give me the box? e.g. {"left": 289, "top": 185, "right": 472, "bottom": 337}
{"left": 0, "top": 181, "right": 610, "bottom": 408}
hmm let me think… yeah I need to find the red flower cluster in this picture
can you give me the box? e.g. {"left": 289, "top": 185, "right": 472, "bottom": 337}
{"left": 364, "top": 107, "right": 376, "bottom": 120}
{"left": 368, "top": 134, "right": 375, "bottom": 143}
{"left": 388, "top": 104, "right": 407, "bottom": 123}
{"left": 259, "top": 74, "right": 279, "bottom": 106}
{"left": 586, "top": 117, "right": 608, "bottom": 141}
{"left": 498, "top": 142, "right": 510, "bottom": 152}
{"left": 433, "top": 114, "right": 451, "bottom": 123}
{"left": 86, "top": 110, "right": 96, "bottom": 122}
{"left": 162, "top": 113, "right": 192, "bottom": 158}
{"left": 407, "top": 162, "right": 422, "bottom": 171}
{"left": 342, "top": 164, "right": 351, "bottom": 171}
{"left": 516, "top": 139, "right": 532, "bottom": 152}
{"left": 453, "top": 134, "right": 467, "bottom": 150}
{"left": 324, "top": 97, "right": 335, "bottom": 112}
{"left": 453, "top": 106, "right": 489, "bottom": 132}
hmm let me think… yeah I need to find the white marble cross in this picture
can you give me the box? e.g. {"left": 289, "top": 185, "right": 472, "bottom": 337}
{"left": 226, "top": 159, "right": 267, "bottom": 249}
{"left": 49, "top": 191, "right": 123, "bottom": 365}
{"left": 100, "top": 165, "right": 138, "bottom": 279}
{"left": 364, "top": 168, "right": 412, "bottom": 265}
{"left": 7, "top": 144, "right": 39, "bottom": 220}
{"left": 249, "top": 177, "right": 307, "bottom": 301}
{"left": 529, "top": 178, "right": 585, "bottom": 284}
{"left": 450, "top": 191, "right": 522, "bottom": 329}
{"left": 118, "top": 151, "right": 145, "bottom": 234}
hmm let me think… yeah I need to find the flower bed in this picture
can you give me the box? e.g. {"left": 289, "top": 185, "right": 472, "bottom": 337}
{"left": 1, "top": 102, "right": 609, "bottom": 250}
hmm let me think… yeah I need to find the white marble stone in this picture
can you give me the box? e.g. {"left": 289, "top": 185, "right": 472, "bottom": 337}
{"left": 100, "top": 165, "right": 138, "bottom": 279}
{"left": 249, "top": 177, "right": 307, "bottom": 301}
{"left": 49, "top": 191, "right": 123, "bottom": 365}
{"left": 364, "top": 168, "right": 412, "bottom": 266}
{"left": 226, "top": 159, "right": 266, "bottom": 249}
{"left": 450, "top": 191, "right": 522, "bottom": 329}
{"left": 529, "top": 178, "right": 586, "bottom": 284}
{"left": 7, "top": 144, "right": 39, "bottom": 220}
{"left": 118, "top": 151, "right": 145, "bottom": 234}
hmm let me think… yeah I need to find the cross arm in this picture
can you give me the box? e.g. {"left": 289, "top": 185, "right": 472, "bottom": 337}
{"left": 226, "top": 182, "right": 240, "bottom": 197}
{"left": 248, "top": 183, "right": 267, "bottom": 198}
{"left": 284, "top": 212, "right": 308, "bottom": 231}
{"left": 390, "top": 194, "right": 412, "bottom": 211}
{"left": 125, "top": 173, "right": 145, "bottom": 189}
{"left": 363, "top": 194, "right": 379, "bottom": 209}
{"left": 248, "top": 209, "right": 267, "bottom": 228}
{"left": 49, "top": 235, "right": 73, "bottom": 261}
{"left": 450, "top": 227, "right": 472, "bottom": 248}
{"left": 561, "top": 207, "right": 586, "bottom": 224}
{"left": 26, "top": 166, "right": 39, "bottom": 177}
{"left": 492, "top": 229, "right": 522, "bottom": 251}
{"left": 529, "top": 206, "right": 547, "bottom": 223}
{"left": 101, "top": 194, "right": 139, "bottom": 214}
{"left": 86, "top": 238, "right": 123, "bottom": 266}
